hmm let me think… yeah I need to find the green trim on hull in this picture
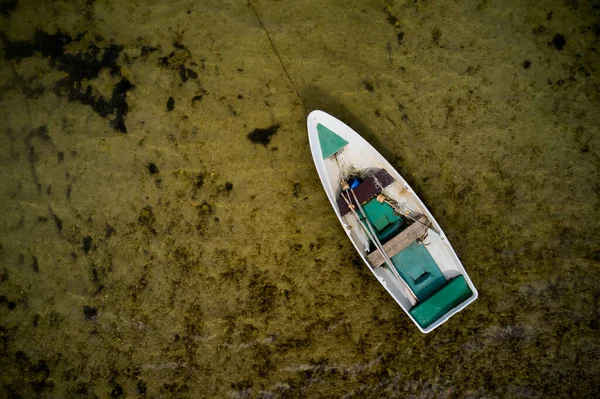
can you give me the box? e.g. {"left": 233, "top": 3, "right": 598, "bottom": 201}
{"left": 317, "top": 123, "right": 348, "bottom": 159}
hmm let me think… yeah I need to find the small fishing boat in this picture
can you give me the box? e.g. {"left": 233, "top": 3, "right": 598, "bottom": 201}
{"left": 307, "top": 110, "right": 477, "bottom": 333}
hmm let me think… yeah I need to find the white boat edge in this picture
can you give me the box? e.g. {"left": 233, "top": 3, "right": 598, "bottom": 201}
{"left": 307, "top": 110, "right": 478, "bottom": 333}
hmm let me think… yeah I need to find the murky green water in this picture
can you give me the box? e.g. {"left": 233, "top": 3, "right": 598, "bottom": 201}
{"left": 1, "top": 0, "right": 599, "bottom": 397}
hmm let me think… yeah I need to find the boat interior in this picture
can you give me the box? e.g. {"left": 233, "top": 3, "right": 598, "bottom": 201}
{"left": 337, "top": 168, "right": 473, "bottom": 329}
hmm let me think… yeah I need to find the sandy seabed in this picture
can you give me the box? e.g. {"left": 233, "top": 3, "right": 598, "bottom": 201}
{"left": 1, "top": 0, "right": 599, "bottom": 397}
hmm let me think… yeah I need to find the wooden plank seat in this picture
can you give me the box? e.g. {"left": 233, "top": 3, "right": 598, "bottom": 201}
{"left": 366, "top": 215, "right": 429, "bottom": 267}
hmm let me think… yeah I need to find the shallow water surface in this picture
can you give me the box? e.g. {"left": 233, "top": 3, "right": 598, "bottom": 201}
{"left": 1, "top": 0, "right": 599, "bottom": 397}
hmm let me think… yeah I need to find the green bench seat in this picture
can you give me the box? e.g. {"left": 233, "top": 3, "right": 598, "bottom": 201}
{"left": 408, "top": 275, "right": 473, "bottom": 328}
{"left": 361, "top": 199, "right": 406, "bottom": 244}
{"left": 391, "top": 241, "right": 446, "bottom": 302}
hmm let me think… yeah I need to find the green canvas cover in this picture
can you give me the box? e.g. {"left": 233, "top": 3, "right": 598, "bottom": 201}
{"left": 391, "top": 241, "right": 446, "bottom": 301}
{"left": 408, "top": 275, "right": 473, "bottom": 328}
{"left": 317, "top": 123, "right": 348, "bottom": 159}
{"left": 362, "top": 199, "right": 399, "bottom": 231}
{"left": 361, "top": 199, "right": 405, "bottom": 243}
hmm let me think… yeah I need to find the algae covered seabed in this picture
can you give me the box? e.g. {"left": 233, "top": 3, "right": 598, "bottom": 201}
{"left": 1, "top": 0, "right": 599, "bottom": 397}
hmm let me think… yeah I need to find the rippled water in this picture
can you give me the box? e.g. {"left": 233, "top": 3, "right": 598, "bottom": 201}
{"left": 1, "top": 0, "right": 599, "bottom": 397}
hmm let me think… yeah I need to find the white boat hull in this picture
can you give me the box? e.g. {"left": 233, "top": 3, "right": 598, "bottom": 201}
{"left": 307, "top": 110, "right": 477, "bottom": 333}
